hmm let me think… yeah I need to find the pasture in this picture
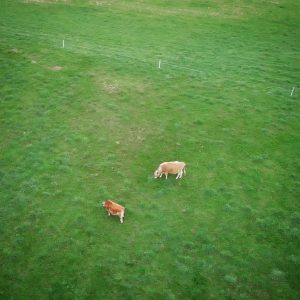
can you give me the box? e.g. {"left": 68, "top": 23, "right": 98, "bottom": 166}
{"left": 0, "top": 0, "right": 300, "bottom": 299}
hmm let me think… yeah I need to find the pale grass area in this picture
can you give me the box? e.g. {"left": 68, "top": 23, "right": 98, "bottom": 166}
{"left": 73, "top": 98, "right": 150, "bottom": 150}
{"left": 20, "top": 0, "right": 277, "bottom": 19}
{"left": 48, "top": 65, "right": 63, "bottom": 70}
{"left": 8, "top": 46, "right": 63, "bottom": 70}
{"left": 94, "top": 72, "right": 151, "bottom": 95}
{"left": 10, "top": 48, "right": 21, "bottom": 53}
{"left": 69, "top": 71, "right": 153, "bottom": 150}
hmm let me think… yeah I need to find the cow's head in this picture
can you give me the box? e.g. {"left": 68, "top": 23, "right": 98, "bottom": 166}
{"left": 154, "top": 169, "right": 161, "bottom": 178}
{"left": 103, "top": 200, "right": 113, "bottom": 208}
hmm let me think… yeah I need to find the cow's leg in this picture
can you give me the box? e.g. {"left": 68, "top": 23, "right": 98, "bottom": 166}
{"left": 108, "top": 211, "right": 110, "bottom": 216}
{"left": 159, "top": 173, "right": 163, "bottom": 178}
{"left": 120, "top": 212, "right": 124, "bottom": 223}
{"left": 165, "top": 173, "right": 168, "bottom": 179}
{"left": 176, "top": 171, "right": 182, "bottom": 179}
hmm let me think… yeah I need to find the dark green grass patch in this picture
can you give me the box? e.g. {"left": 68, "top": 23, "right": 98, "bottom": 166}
{"left": 1, "top": 0, "right": 300, "bottom": 299}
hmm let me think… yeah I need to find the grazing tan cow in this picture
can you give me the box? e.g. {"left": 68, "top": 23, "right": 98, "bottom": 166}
{"left": 154, "top": 161, "right": 186, "bottom": 179}
{"left": 102, "top": 200, "right": 125, "bottom": 223}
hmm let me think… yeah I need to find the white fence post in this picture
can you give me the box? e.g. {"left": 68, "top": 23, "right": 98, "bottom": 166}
{"left": 290, "top": 87, "right": 295, "bottom": 96}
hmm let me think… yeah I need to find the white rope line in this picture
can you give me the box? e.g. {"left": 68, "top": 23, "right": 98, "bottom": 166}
{"left": 1, "top": 25, "right": 297, "bottom": 72}
{"left": 0, "top": 25, "right": 193, "bottom": 58}
{"left": 0, "top": 25, "right": 298, "bottom": 90}
{"left": 71, "top": 44, "right": 151, "bottom": 64}
{"left": 0, "top": 26, "right": 157, "bottom": 64}
{"left": 0, "top": 25, "right": 156, "bottom": 58}
{"left": 0, "top": 28, "right": 215, "bottom": 75}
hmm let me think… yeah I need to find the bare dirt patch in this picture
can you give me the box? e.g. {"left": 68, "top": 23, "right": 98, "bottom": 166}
{"left": 92, "top": 1, "right": 114, "bottom": 6}
{"left": 48, "top": 65, "right": 63, "bottom": 71}
{"left": 10, "top": 48, "right": 21, "bottom": 53}
{"left": 95, "top": 73, "right": 150, "bottom": 95}
{"left": 103, "top": 81, "right": 120, "bottom": 94}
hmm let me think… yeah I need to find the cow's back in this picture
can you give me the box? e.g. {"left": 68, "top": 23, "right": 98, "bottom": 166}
{"left": 106, "top": 200, "right": 124, "bottom": 215}
{"left": 161, "top": 161, "right": 185, "bottom": 174}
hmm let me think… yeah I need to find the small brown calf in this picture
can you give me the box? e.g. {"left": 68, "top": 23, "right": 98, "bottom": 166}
{"left": 102, "top": 200, "right": 125, "bottom": 223}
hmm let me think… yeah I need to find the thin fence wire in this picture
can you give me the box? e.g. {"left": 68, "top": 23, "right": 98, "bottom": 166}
{"left": 0, "top": 24, "right": 195, "bottom": 61}
{"left": 0, "top": 25, "right": 298, "bottom": 94}
{"left": 0, "top": 25, "right": 156, "bottom": 64}
{"left": 0, "top": 25, "right": 208, "bottom": 76}
{"left": 1, "top": 25, "right": 298, "bottom": 71}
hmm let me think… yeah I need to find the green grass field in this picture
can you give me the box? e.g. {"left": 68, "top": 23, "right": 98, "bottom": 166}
{"left": 1, "top": 0, "right": 300, "bottom": 299}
